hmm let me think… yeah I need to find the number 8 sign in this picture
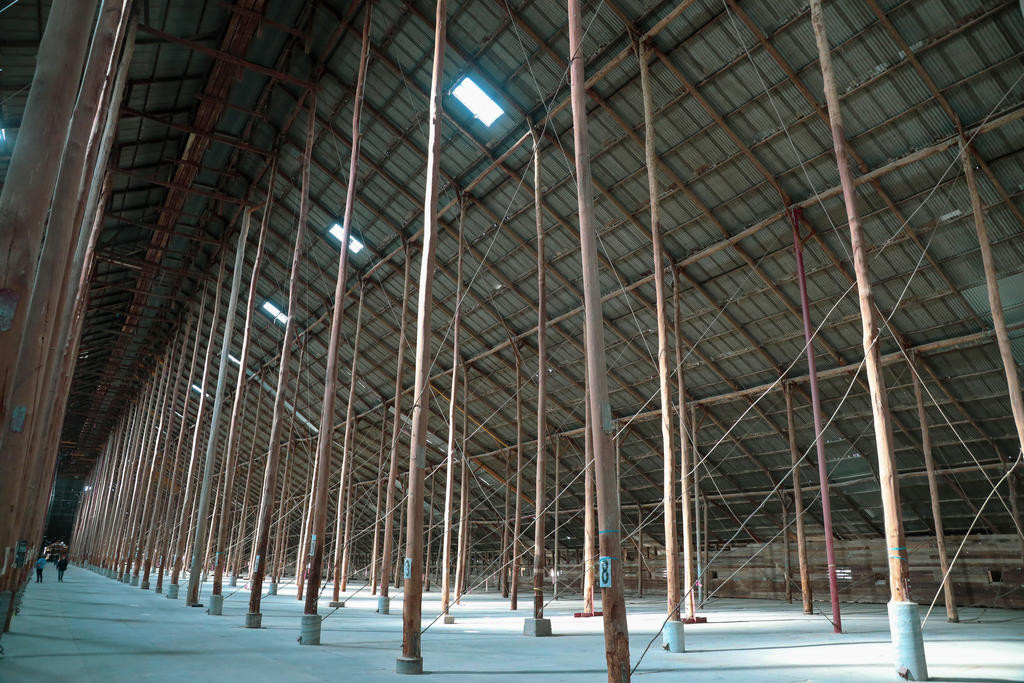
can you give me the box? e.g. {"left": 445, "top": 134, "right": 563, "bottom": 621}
{"left": 598, "top": 556, "right": 612, "bottom": 588}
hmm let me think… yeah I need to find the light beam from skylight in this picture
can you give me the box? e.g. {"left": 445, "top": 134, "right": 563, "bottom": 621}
{"left": 452, "top": 77, "right": 503, "bottom": 127}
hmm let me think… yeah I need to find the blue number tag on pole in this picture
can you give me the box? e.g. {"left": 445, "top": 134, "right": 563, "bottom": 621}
{"left": 599, "top": 556, "right": 612, "bottom": 588}
{"left": 403, "top": 557, "right": 413, "bottom": 580}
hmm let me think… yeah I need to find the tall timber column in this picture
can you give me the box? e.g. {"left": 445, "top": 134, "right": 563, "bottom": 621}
{"left": 962, "top": 143, "right": 1024, "bottom": 560}
{"left": 397, "top": 2, "right": 446, "bottom": 673}
{"left": 186, "top": 211, "right": 252, "bottom": 607}
{"left": 133, "top": 334, "right": 179, "bottom": 587}
{"left": 784, "top": 383, "right": 813, "bottom": 614}
{"left": 331, "top": 286, "right": 366, "bottom": 606}
{"left": 230, "top": 390, "right": 264, "bottom": 585}
{"left": 158, "top": 293, "right": 207, "bottom": 595}
{"left": 169, "top": 263, "right": 225, "bottom": 598}
{"left": 0, "top": 0, "right": 93, "bottom": 473}
{"left": 370, "top": 407, "right": 388, "bottom": 596}
{"left": 303, "top": 4, "right": 374, "bottom": 640}
{"left": 245, "top": 95, "right": 317, "bottom": 629}
{"left": 527, "top": 130, "right": 552, "bottom": 637}
{"left": 213, "top": 186, "right": 272, "bottom": 604}
{"left": 454, "top": 368, "right": 470, "bottom": 604}
{"left": 790, "top": 208, "right": 841, "bottom": 632}
{"left": 810, "top": 3, "right": 925, "bottom": 678}
{"left": 568, "top": 1, "right": 630, "bottom": 677}
{"left": 672, "top": 273, "right": 696, "bottom": 623}
{"left": 440, "top": 202, "right": 465, "bottom": 624}
{"left": 639, "top": 41, "right": 681, "bottom": 652}
{"left": 379, "top": 247, "right": 412, "bottom": 614}
{"left": 510, "top": 347, "right": 524, "bottom": 611}
{"left": 909, "top": 359, "right": 958, "bottom": 622}
{"left": 142, "top": 318, "right": 192, "bottom": 590}
{"left": 583, "top": 396, "right": 596, "bottom": 615}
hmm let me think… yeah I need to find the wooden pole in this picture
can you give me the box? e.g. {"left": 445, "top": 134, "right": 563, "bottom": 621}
{"left": 532, "top": 129, "right": 549, "bottom": 622}
{"left": 379, "top": 247, "right": 412, "bottom": 606}
{"left": 809, "top": 3, "right": 923, "bottom": 675}
{"left": 673, "top": 267, "right": 698, "bottom": 621}
{"left": 784, "top": 383, "right": 813, "bottom": 615}
{"left": 304, "top": 2, "right": 374, "bottom": 630}
{"left": 583, "top": 397, "right": 596, "bottom": 614}
{"left": 186, "top": 208, "right": 252, "bottom": 606}
{"left": 339, "top": 471, "right": 354, "bottom": 591}
{"left": 553, "top": 439, "right": 560, "bottom": 600}
{"left": 0, "top": 0, "right": 94, "bottom": 456}
{"left": 510, "top": 345, "right": 523, "bottom": 611}
{"left": 331, "top": 286, "right": 366, "bottom": 604}
{"left": 454, "top": 367, "right": 470, "bottom": 604}
{"left": 568, "top": 0, "right": 630, "bottom": 674}
{"left": 782, "top": 496, "right": 792, "bottom": 603}
{"left": 157, "top": 291, "right": 207, "bottom": 593}
{"left": 424, "top": 473, "right": 436, "bottom": 591}
{"left": 440, "top": 202, "right": 465, "bottom": 618}
{"left": 909, "top": 359, "right": 958, "bottom": 622}
{"left": 639, "top": 41, "right": 680, "bottom": 625}
{"left": 246, "top": 94, "right": 316, "bottom": 627}
{"left": 961, "top": 143, "right": 1024, "bottom": 559}
{"left": 370, "top": 407, "right": 387, "bottom": 596}
{"left": 170, "top": 272, "right": 222, "bottom": 593}
{"left": 790, "top": 208, "right": 841, "bottom": 631}
{"left": 398, "top": 2, "right": 446, "bottom": 669}
{"left": 214, "top": 181, "right": 273, "bottom": 598}
{"left": 501, "top": 452, "right": 511, "bottom": 598}
{"left": 143, "top": 318, "right": 192, "bottom": 589}
{"left": 134, "top": 333, "right": 179, "bottom": 586}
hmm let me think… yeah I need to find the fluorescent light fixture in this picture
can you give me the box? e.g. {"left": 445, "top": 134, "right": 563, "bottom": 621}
{"left": 329, "top": 223, "right": 364, "bottom": 253}
{"left": 228, "top": 353, "right": 241, "bottom": 366}
{"left": 452, "top": 77, "right": 503, "bottom": 126}
{"left": 191, "top": 384, "right": 203, "bottom": 395}
{"left": 0, "top": 129, "right": 6, "bottom": 144}
{"left": 261, "top": 300, "right": 288, "bottom": 325}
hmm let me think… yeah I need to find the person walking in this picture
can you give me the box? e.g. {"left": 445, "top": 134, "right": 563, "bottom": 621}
{"left": 35, "top": 555, "right": 46, "bottom": 583}
{"left": 57, "top": 556, "right": 68, "bottom": 582}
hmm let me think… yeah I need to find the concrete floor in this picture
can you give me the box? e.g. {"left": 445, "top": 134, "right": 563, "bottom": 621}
{"left": 2, "top": 567, "right": 1022, "bottom": 682}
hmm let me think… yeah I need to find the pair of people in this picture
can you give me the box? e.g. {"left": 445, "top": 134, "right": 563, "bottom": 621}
{"left": 34, "top": 555, "right": 68, "bottom": 582}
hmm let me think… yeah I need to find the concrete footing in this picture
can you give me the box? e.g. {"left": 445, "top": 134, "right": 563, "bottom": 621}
{"left": 140, "top": 580, "right": 150, "bottom": 590}
{"left": 155, "top": 585, "right": 162, "bottom": 594}
{"left": 299, "top": 614, "right": 321, "bottom": 645}
{"left": 129, "top": 575, "right": 139, "bottom": 586}
{"left": 328, "top": 600, "right": 345, "bottom": 608}
{"left": 396, "top": 656, "right": 423, "bottom": 674}
{"left": 443, "top": 615, "right": 455, "bottom": 624}
{"left": 888, "top": 601, "right": 928, "bottom": 681}
{"left": 523, "top": 617, "right": 552, "bottom": 636}
{"left": 166, "top": 583, "right": 179, "bottom": 599}
{"left": 208, "top": 594, "right": 224, "bottom": 615}
{"left": 245, "top": 612, "right": 262, "bottom": 629}
{"left": 377, "top": 596, "right": 390, "bottom": 614}
{"left": 229, "top": 575, "right": 237, "bottom": 587}
{"left": 268, "top": 582, "right": 278, "bottom": 595}
{"left": 663, "top": 620, "right": 685, "bottom": 653}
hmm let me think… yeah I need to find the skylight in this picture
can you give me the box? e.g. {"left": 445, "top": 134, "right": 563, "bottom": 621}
{"left": 261, "top": 300, "right": 288, "bottom": 326}
{"left": 228, "top": 353, "right": 241, "bottom": 366}
{"left": 191, "top": 384, "right": 203, "bottom": 395}
{"left": 329, "top": 223, "right": 364, "bottom": 253}
{"left": 452, "top": 77, "right": 503, "bottom": 126}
